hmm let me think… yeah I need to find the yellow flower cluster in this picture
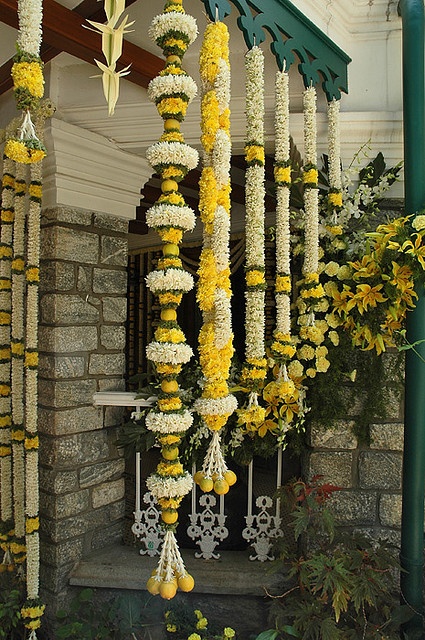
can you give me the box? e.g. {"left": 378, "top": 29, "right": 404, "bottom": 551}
{"left": 155, "top": 326, "right": 186, "bottom": 343}
{"left": 275, "top": 274, "right": 291, "bottom": 293}
{"left": 328, "top": 191, "right": 343, "bottom": 208}
{"left": 303, "top": 168, "right": 318, "bottom": 185}
{"left": 246, "top": 269, "right": 266, "bottom": 288}
{"left": 4, "top": 140, "right": 46, "bottom": 165}
{"left": 199, "top": 21, "right": 229, "bottom": 85}
{"left": 201, "top": 91, "right": 219, "bottom": 152}
{"left": 245, "top": 144, "right": 265, "bottom": 166}
{"left": 198, "top": 322, "right": 233, "bottom": 397}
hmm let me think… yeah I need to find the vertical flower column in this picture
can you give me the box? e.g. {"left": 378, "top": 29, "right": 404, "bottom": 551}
{"left": 0, "top": 158, "right": 14, "bottom": 565}
{"left": 193, "top": 20, "right": 237, "bottom": 497}
{"left": 237, "top": 46, "right": 268, "bottom": 433}
{"left": 144, "top": 0, "right": 198, "bottom": 600}
{"left": 327, "top": 99, "right": 343, "bottom": 213}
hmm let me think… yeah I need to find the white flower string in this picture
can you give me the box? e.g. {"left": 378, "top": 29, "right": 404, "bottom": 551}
{"left": 144, "top": 0, "right": 198, "bottom": 600}
{"left": 327, "top": 99, "right": 343, "bottom": 212}
{"left": 237, "top": 45, "right": 268, "bottom": 435}
{"left": 0, "top": 157, "right": 14, "bottom": 564}
{"left": 194, "top": 19, "right": 237, "bottom": 497}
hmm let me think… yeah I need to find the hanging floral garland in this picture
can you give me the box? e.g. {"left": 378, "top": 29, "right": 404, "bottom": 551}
{"left": 327, "top": 99, "right": 343, "bottom": 212}
{"left": 193, "top": 20, "right": 237, "bottom": 496}
{"left": 144, "top": 0, "right": 198, "bottom": 600}
{"left": 236, "top": 46, "right": 267, "bottom": 433}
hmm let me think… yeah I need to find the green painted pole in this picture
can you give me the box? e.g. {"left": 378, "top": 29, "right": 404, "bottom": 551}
{"left": 399, "top": 0, "right": 425, "bottom": 637}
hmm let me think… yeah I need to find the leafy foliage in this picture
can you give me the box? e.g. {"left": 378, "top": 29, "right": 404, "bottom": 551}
{"left": 256, "top": 477, "right": 412, "bottom": 640}
{"left": 0, "top": 566, "right": 26, "bottom": 640}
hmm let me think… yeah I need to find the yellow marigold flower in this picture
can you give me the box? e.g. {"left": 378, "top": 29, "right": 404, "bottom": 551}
{"left": 162, "top": 165, "right": 184, "bottom": 181}
{"left": 203, "top": 414, "right": 229, "bottom": 431}
{"left": 4, "top": 140, "right": 46, "bottom": 164}
{"left": 245, "top": 144, "right": 265, "bottom": 165}
{"left": 204, "top": 380, "right": 229, "bottom": 398}
{"left": 276, "top": 275, "right": 291, "bottom": 293}
{"left": 11, "top": 341, "right": 23, "bottom": 357}
{"left": 0, "top": 383, "right": 11, "bottom": 396}
{"left": 158, "top": 397, "right": 182, "bottom": 412}
{"left": 155, "top": 327, "right": 185, "bottom": 343}
{"left": 216, "top": 267, "right": 232, "bottom": 295}
{"left": 337, "top": 265, "right": 352, "bottom": 280}
{"left": 224, "top": 628, "right": 236, "bottom": 638}
{"left": 201, "top": 91, "right": 220, "bottom": 152}
{"left": 328, "top": 192, "right": 343, "bottom": 207}
{"left": 157, "top": 461, "right": 184, "bottom": 476}
{"left": 217, "top": 183, "right": 231, "bottom": 213}
{"left": 159, "top": 191, "right": 185, "bottom": 206}
{"left": 0, "top": 345, "right": 10, "bottom": 360}
{"left": 158, "top": 497, "right": 182, "bottom": 509}
{"left": 0, "top": 245, "right": 12, "bottom": 259}
{"left": 199, "top": 167, "right": 218, "bottom": 228}
{"left": 25, "top": 435, "right": 39, "bottom": 450}
{"left": 298, "top": 345, "right": 315, "bottom": 361}
{"left": 274, "top": 165, "right": 291, "bottom": 184}
{"left": 412, "top": 214, "right": 425, "bottom": 231}
{"left": 25, "top": 266, "right": 39, "bottom": 283}
{"left": 157, "top": 97, "right": 188, "bottom": 119}
{"left": 219, "top": 107, "right": 231, "bottom": 132}
{"left": 12, "top": 257, "right": 25, "bottom": 272}
{"left": 196, "top": 617, "right": 208, "bottom": 630}
{"left": 303, "top": 168, "right": 318, "bottom": 184}
{"left": 1, "top": 209, "right": 14, "bottom": 223}
{"left": 12, "top": 429, "right": 25, "bottom": 442}
{"left": 156, "top": 362, "right": 182, "bottom": 375}
{"left": 164, "top": 2, "right": 184, "bottom": 12}
{"left": 25, "top": 351, "right": 39, "bottom": 368}
{"left": 304, "top": 272, "right": 319, "bottom": 285}
{"left": 247, "top": 357, "right": 267, "bottom": 368}
{"left": 306, "top": 367, "right": 317, "bottom": 378}
{"left": 241, "top": 366, "right": 267, "bottom": 380}
{"left": 158, "top": 292, "right": 183, "bottom": 307}
{"left": 0, "top": 445, "right": 11, "bottom": 457}
{"left": 271, "top": 342, "right": 296, "bottom": 358}
{"left": 160, "top": 131, "right": 185, "bottom": 143}
{"left": 2, "top": 174, "right": 14, "bottom": 188}
{"left": 237, "top": 405, "right": 267, "bottom": 429}
{"left": 329, "top": 330, "right": 340, "bottom": 346}
{"left": 246, "top": 270, "right": 265, "bottom": 287}
{"left": 160, "top": 65, "right": 185, "bottom": 76}
{"left": 299, "top": 325, "right": 324, "bottom": 345}
{"left": 26, "top": 517, "right": 39, "bottom": 534}
{"left": 158, "top": 228, "right": 183, "bottom": 244}
{"left": 288, "top": 359, "right": 304, "bottom": 378}
{"left": 12, "top": 61, "right": 44, "bottom": 97}
{"left": 188, "top": 634, "right": 202, "bottom": 640}
{"left": 29, "top": 183, "right": 42, "bottom": 199}
{"left": 10, "top": 542, "right": 26, "bottom": 555}
{"left": 0, "top": 414, "right": 11, "bottom": 427}
{"left": 163, "top": 37, "right": 188, "bottom": 53}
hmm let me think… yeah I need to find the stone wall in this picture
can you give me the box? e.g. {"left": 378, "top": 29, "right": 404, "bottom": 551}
{"left": 307, "top": 350, "right": 404, "bottom": 543}
{"left": 38, "top": 205, "right": 129, "bottom": 607}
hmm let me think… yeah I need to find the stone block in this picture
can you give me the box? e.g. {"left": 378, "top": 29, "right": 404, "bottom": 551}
{"left": 91, "top": 521, "right": 124, "bottom": 551}
{"left": 100, "top": 325, "right": 126, "bottom": 350}
{"left": 39, "top": 325, "right": 98, "bottom": 353}
{"left": 39, "top": 559, "right": 76, "bottom": 593}
{"left": 379, "top": 494, "right": 402, "bottom": 527}
{"left": 101, "top": 236, "right": 128, "bottom": 266}
{"left": 98, "top": 378, "right": 125, "bottom": 392}
{"left": 370, "top": 423, "right": 404, "bottom": 451}
{"left": 41, "top": 537, "right": 84, "bottom": 567}
{"left": 42, "top": 488, "right": 90, "bottom": 518}
{"left": 40, "top": 506, "right": 113, "bottom": 543}
{"left": 93, "top": 268, "right": 127, "bottom": 294}
{"left": 39, "top": 468, "right": 79, "bottom": 493}
{"left": 38, "top": 378, "right": 97, "bottom": 408}
{"left": 330, "top": 490, "right": 377, "bottom": 526}
{"left": 77, "top": 265, "right": 93, "bottom": 292}
{"left": 382, "top": 350, "right": 405, "bottom": 384}
{"left": 38, "top": 406, "right": 103, "bottom": 436}
{"left": 41, "top": 226, "right": 99, "bottom": 264}
{"left": 80, "top": 459, "right": 125, "bottom": 488}
{"left": 40, "top": 261, "right": 75, "bottom": 293}
{"left": 102, "top": 297, "right": 127, "bottom": 322}
{"left": 40, "top": 431, "right": 110, "bottom": 467}
{"left": 92, "top": 478, "right": 125, "bottom": 508}
{"left": 89, "top": 353, "right": 125, "bottom": 376}
{"left": 41, "top": 294, "right": 100, "bottom": 324}
{"left": 310, "top": 421, "right": 357, "bottom": 449}
{"left": 380, "top": 387, "right": 403, "bottom": 420}
{"left": 104, "top": 405, "right": 125, "bottom": 428}
{"left": 353, "top": 527, "right": 401, "bottom": 547}
{"left": 358, "top": 451, "right": 402, "bottom": 490}
{"left": 308, "top": 451, "right": 353, "bottom": 487}
{"left": 94, "top": 213, "right": 128, "bottom": 233}
{"left": 42, "top": 206, "right": 92, "bottom": 227}
{"left": 39, "top": 354, "right": 86, "bottom": 379}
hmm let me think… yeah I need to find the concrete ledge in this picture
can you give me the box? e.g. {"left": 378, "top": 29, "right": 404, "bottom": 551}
{"left": 69, "top": 544, "right": 281, "bottom": 597}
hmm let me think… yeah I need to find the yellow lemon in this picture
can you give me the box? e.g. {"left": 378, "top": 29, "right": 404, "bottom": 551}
{"left": 161, "top": 379, "right": 179, "bottom": 394}
{"left": 193, "top": 470, "right": 204, "bottom": 485}
{"left": 199, "top": 477, "right": 214, "bottom": 493}
{"left": 161, "top": 309, "right": 177, "bottom": 322}
{"left": 162, "top": 446, "right": 179, "bottom": 461}
{"left": 214, "top": 478, "right": 230, "bottom": 495}
{"left": 161, "top": 510, "right": 178, "bottom": 525}
{"left": 178, "top": 573, "right": 195, "bottom": 592}
{"left": 161, "top": 179, "right": 178, "bottom": 193}
{"left": 159, "top": 581, "right": 177, "bottom": 600}
{"left": 224, "top": 470, "right": 237, "bottom": 486}
{"left": 163, "top": 243, "right": 179, "bottom": 256}
{"left": 146, "top": 576, "right": 161, "bottom": 595}
{"left": 164, "top": 117, "right": 181, "bottom": 130}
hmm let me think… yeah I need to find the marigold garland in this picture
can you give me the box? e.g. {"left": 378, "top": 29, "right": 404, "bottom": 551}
{"left": 144, "top": 0, "right": 198, "bottom": 600}
{"left": 193, "top": 19, "right": 236, "bottom": 496}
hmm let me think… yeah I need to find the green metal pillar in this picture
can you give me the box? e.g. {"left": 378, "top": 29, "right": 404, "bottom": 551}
{"left": 399, "top": 0, "right": 425, "bottom": 637}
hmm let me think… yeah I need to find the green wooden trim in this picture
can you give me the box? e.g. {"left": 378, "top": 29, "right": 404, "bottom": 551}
{"left": 201, "top": 0, "right": 351, "bottom": 99}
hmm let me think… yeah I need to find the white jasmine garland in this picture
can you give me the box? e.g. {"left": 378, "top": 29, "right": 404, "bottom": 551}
{"left": 303, "top": 86, "right": 317, "bottom": 166}
{"left": 275, "top": 71, "right": 290, "bottom": 162}
{"left": 146, "top": 341, "right": 193, "bottom": 364}
{"left": 211, "top": 205, "right": 230, "bottom": 271}
{"left": 149, "top": 12, "right": 198, "bottom": 46}
{"left": 245, "top": 291, "right": 266, "bottom": 360}
{"left": 215, "top": 59, "right": 231, "bottom": 112}
{"left": 245, "top": 164, "right": 266, "bottom": 268}
{"left": 303, "top": 182, "right": 320, "bottom": 275}
{"left": 146, "top": 203, "right": 196, "bottom": 232}
{"left": 146, "top": 268, "right": 194, "bottom": 293}
{"left": 212, "top": 129, "right": 231, "bottom": 185}
{"left": 17, "top": 0, "right": 43, "bottom": 55}
{"left": 145, "top": 410, "right": 193, "bottom": 434}
{"left": 328, "top": 98, "right": 342, "bottom": 191}
{"left": 194, "top": 394, "right": 238, "bottom": 416}
{"left": 146, "top": 471, "right": 193, "bottom": 499}
{"left": 245, "top": 47, "right": 264, "bottom": 145}
{"left": 213, "top": 288, "right": 232, "bottom": 349}
{"left": 148, "top": 74, "right": 198, "bottom": 104}
{"left": 146, "top": 141, "right": 199, "bottom": 173}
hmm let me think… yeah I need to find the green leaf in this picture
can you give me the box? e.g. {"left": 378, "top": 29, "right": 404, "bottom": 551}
{"left": 255, "top": 631, "right": 280, "bottom": 640}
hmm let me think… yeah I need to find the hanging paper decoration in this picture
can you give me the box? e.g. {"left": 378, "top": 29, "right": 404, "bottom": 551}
{"left": 237, "top": 46, "right": 267, "bottom": 432}
{"left": 144, "top": 0, "right": 198, "bottom": 600}
{"left": 193, "top": 19, "right": 237, "bottom": 496}
{"left": 85, "top": 0, "right": 134, "bottom": 116}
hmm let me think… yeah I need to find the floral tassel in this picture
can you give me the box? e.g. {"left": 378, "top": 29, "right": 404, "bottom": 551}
{"left": 327, "top": 98, "right": 343, "bottom": 212}
{"left": 144, "top": 0, "right": 198, "bottom": 599}
{"left": 193, "top": 19, "right": 237, "bottom": 496}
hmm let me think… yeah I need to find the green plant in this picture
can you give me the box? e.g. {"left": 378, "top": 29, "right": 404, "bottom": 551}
{"left": 164, "top": 606, "right": 236, "bottom": 640}
{"left": 256, "top": 477, "right": 412, "bottom": 640}
{"left": 0, "top": 565, "right": 26, "bottom": 639}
